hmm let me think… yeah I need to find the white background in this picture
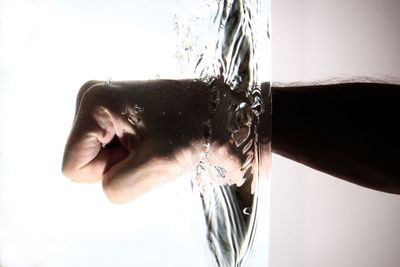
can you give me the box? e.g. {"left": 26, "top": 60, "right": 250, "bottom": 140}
{"left": 1, "top": 0, "right": 400, "bottom": 266}
{"left": 0, "top": 0, "right": 267, "bottom": 266}
{"left": 270, "top": 0, "right": 400, "bottom": 266}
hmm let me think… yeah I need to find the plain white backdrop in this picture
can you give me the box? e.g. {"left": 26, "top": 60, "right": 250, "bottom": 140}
{"left": 270, "top": 0, "right": 400, "bottom": 266}
{"left": 0, "top": 0, "right": 269, "bottom": 266}
{"left": 1, "top": 0, "right": 400, "bottom": 266}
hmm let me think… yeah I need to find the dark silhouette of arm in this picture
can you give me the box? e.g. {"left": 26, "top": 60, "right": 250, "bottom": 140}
{"left": 271, "top": 82, "right": 400, "bottom": 194}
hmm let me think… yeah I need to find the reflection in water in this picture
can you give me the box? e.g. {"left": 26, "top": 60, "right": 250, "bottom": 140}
{"left": 176, "top": 0, "right": 270, "bottom": 266}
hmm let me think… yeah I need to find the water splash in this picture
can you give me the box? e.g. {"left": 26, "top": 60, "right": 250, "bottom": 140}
{"left": 175, "top": 0, "right": 270, "bottom": 266}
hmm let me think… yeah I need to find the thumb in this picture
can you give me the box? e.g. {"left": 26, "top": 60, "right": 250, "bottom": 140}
{"left": 62, "top": 91, "right": 136, "bottom": 183}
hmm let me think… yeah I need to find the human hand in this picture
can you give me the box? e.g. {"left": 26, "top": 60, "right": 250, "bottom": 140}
{"left": 62, "top": 79, "right": 255, "bottom": 203}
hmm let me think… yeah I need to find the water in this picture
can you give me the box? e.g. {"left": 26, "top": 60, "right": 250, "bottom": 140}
{"left": 65, "top": 0, "right": 270, "bottom": 265}
{"left": 121, "top": 104, "right": 144, "bottom": 126}
{"left": 174, "top": 0, "right": 271, "bottom": 266}
{"left": 0, "top": 0, "right": 270, "bottom": 266}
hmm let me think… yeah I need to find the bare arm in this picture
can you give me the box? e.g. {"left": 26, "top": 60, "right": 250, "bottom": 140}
{"left": 63, "top": 79, "right": 400, "bottom": 200}
{"left": 271, "top": 82, "right": 400, "bottom": 194}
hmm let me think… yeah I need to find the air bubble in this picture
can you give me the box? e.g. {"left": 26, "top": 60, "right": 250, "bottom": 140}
{"left": 242, "top": 138, "right": 253, "bottom": 154}
{"left": 105, "top": 77, "right": 112, "bottom": 86}
{"left": 233, "top": 102, "right": 252, "bottom": 129}
{"left": 231, "top": 125, "right": 251, "bottom": 147}
{"left": 134, "top": 105, "right": 144, "bottom": 113}
{"left": 241, "top": 151, "right": 254, "bottom": 171}
{"left": 243, "top": 207, "right": 252, "bottom": 215}
{"left": 251, "top": 101, "right": 263, "bottom": 117}
{"left": 128, "top": 116, "right": 141, "bottom": 125}
{"left": 213, "top": 165, "right": 226, "bottom": 180}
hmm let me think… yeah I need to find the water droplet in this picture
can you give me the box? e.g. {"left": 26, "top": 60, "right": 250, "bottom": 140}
{"left": 251, "top": 101, "right": 263, "bottom": 117}
{"left": 200, "top": 143, "right": 210, "bottom": 154}
{"left": 242, "top": 138, "right": 253, "bottom": 154}
{"left": 243, "top": 207, "right": 252, "bottom": 215}
{"left": 133, "top": 105, "right": 144, "bottom": 113}
{"left": 209, "top": 85, "right": 220, "bottom": 113}
{"left": 213, "top": 165, "right": 226, "bottom": 180}
{"left": 233, "top": 102, "right": 252, "bottom": 129}
{"left": 128, "top": 116, "right": 141, "bottom": 125}
{"left": 232, "top": 125, "right": 251, "bottom": 147}
{"left": 195, "top": 165, "right": 203, "bottom": 175}
{"left": 241, "top": 151, "right": 254, "bottom": 171}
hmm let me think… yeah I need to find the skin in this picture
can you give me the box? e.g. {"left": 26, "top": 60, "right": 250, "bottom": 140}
{"left": 62, "top": 79, "right": 400, "bottom": 204}
{"left": 272, "top": 82, "right": 400, "bottom": 194}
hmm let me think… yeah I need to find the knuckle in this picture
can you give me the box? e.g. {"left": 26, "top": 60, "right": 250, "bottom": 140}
{"left": 76, "top": 80, "right": 101, "bottom": 105}
{"left": 76, "top": 84, "right": 110, "bottom": 117}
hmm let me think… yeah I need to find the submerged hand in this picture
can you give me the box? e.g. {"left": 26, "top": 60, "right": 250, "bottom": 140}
{"left": 62, "top": 80, "right": 209, "bottom": 202}
{"left": 62, "top": 79, "right": 254, "bottom": 203}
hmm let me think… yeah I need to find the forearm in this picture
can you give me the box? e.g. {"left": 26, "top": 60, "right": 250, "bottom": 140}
{"left": 270, "top": 82, "right": 400, "bottom": 194}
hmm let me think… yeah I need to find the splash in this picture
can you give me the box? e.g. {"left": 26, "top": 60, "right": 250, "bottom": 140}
{"left": 175, "top": 0, "right": 270, "bottom": 266}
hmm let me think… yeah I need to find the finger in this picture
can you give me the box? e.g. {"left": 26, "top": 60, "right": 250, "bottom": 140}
{"left": 62, "top": 100, "right": 136, "bottom": 183}
{"left": 102, "top": 152, "right": 181, "bottom": 203}
{"left": 62, "top": 104, "right": 115, "bottom": 182}
{"left": 74, "top": 80, "right": 101, "bottom": 119}
{"left": 101, "top": 137, "right": 194, "bottom": 203}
